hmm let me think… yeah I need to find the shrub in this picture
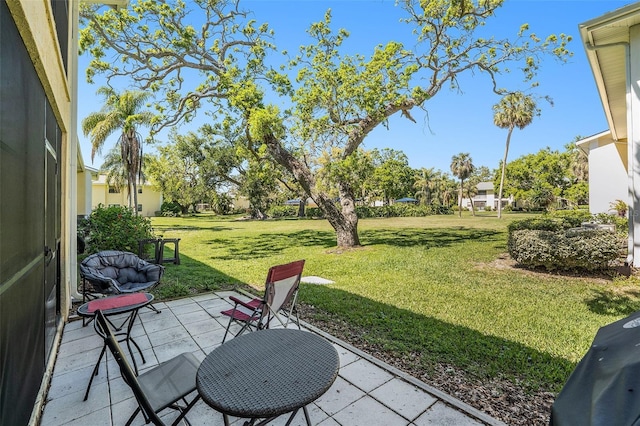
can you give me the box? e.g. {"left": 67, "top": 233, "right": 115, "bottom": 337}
{"left": 305, "top": 207, "right": 324, "bottom": 218}
{"left": 508, "top": 229, "right": 623, "bottom": 272}
{"left": 267, "top": 203, "right": 453, "bottom": 219}
{"left": 543, "top": 209, "right": 592, "bottom": 228}
{"left": 161, "top": 201, "right": 182, "bottom": 216}
{"left": 507, "top": 217, "right": 567, "bottom": 234}
{"left": 268, "top": 205, "right": 298, "bottom": 218}
{"left": 82, "top": 204, "right": 156, "bottom": 255}
{"left": 593, "top": 213, "right": 628, "bottom": 237}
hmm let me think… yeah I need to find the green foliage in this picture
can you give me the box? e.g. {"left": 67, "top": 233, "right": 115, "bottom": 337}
{"left": 610, "top": 199, "right": 628, "bottom": 217}
{"left": 81, "top": 204, "right": 155, "bottom": 254}
{"left": 268, "top": 205, "right": 299, "bottom": 218}
{"left": 593, "top": 213, "right": 628, "bottom": 237}
{"left": 147, "top": 130, "right": 217, "bottom": 212}
{"left": 543, "top": 209, "right": 592, "bottom": 228}
{"left": 211, "top": 192, "right": 233, "bottom": 215}
{"left": 273, "top": 204, "right": 452, "bottom": 219}
{"left": 161, "top": 201, "right": 182, "bottom": 216}
{"left": 496, "top": 146, "right": 588, "bottom": 210}
{"left": 508, "top": 229, "right": 623, "bottom": 271}
{"left": 151, "top": 213, "right": 632, "bottom": 395}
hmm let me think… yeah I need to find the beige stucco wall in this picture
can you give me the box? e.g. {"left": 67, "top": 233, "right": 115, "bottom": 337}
{"left": 92, "top": 175, "right": 163, "bottom": 217}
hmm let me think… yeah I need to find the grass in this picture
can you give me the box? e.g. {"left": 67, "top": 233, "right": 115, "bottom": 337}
{"left": 150, "top": 211, "right": 640, "bottom": 394}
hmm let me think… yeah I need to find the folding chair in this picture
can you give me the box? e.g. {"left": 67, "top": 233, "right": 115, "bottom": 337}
{"left": 221, "top": 259, "right": 305, "bottom": 343}
{"left": 94, "top": 310, "right": 201, "bottom": 426}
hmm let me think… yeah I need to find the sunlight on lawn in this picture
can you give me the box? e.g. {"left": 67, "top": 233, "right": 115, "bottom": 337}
{"left": 151, "top": 212, "right": 640, "bottom": 391}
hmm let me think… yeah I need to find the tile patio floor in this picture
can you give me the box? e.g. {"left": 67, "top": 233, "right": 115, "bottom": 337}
{"left": 40, "top": 292, "right": 506, "bottom": 426}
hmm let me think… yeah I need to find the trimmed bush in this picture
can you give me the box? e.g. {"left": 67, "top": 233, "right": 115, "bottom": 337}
{"left": 508, "top": 228, "right": 623, "bottom": 271}
{"left": 80, "top": 204, "right": 156, "bottom": 255}
{"left": 161, "top": 200, "right": 182, "bottom": 216}
{"left": 268, "top": 205, "right": 298, "bottom": 218}
{"left": 593, "top": 213, "right": 628, "bottom": 237}
{"left": 543, "top": 209, "right": 592, "bottom": 228}
{"left": 507, "top": 217, "right": 568, "bottom": 234}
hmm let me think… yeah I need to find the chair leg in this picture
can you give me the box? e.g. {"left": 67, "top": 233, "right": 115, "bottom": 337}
{"left": 83, "top": 345, "right": 107, "bottom": 401}
{"left": 125, "top": 407, "right": 141, "bottom": 426}
{"left": 170, "top": 394, "right": 201, "bottom": 426}
{"left": 146, "top": 303, "right": 162, "bottom": 314}
{"left": 221, "top": 316, "right": 233, "bottom": 344}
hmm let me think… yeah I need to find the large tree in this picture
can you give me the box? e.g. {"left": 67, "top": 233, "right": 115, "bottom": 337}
{"left": 450, "top": 153, "right": 475, "bottom": 217}
{"left": 492, "top": 91, "right": 540, "bottom": 218}
{"left": 496, "top": 147, "right": 577, "bottom": 210}
{"left": 147, "top": 130, "right": 215, "bottom": 213}
{"left": 80, "top": 0, "right": 571, "bottom": 247}
{"left": 81, "top": 87, "right": 154, "bottom": 213}
{"left": 370, "top": 149, "right": 414, "bottom": 205}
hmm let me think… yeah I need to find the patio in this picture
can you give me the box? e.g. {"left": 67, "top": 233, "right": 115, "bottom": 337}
{"left": 40, "top": 291, "right": 505, "bottom": 426}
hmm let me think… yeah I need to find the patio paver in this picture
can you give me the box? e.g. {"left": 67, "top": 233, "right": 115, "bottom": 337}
{"left": 39, "top": 292, "right": 506, "bottom": 426}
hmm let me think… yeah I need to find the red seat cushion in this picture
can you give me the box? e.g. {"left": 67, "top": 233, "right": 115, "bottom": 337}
{"left": 87, "top": 293, "right": 148, "bottom": 313}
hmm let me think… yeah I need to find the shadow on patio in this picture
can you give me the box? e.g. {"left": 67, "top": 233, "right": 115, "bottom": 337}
{"left": 40, "top": 291, "right": 504, "bottom": 426}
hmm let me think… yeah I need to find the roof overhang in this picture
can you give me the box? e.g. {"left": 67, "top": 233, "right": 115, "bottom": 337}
{"left": 579, "top": 2, "right": 640, "bottom": 142}
{"left": 576, "top": 130, "right": 614, "bottom": 154}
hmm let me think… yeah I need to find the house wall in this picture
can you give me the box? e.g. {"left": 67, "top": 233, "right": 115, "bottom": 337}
{"left": 92, "top": 175, "right": 163, "bottom": 217}
{"left": 77, "top": 168, "right": 94, "bottom": 217}
{"left": 459, "top": 182, "right": 506, "bottom": 210}
{"left": 587, "top": 139, "right": 628, "bottom": 214}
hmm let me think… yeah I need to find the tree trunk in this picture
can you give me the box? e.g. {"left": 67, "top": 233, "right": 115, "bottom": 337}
{"left": 263, "top": 134, "right": 360, "bottom": 247}
{"left": 458, "top": 178, "right": 464, "bottom": 218}
{"left": 497, "top": 127, "right": 514, "bottom": 219}
{"left": 297, "top": 199, "right": 305, "bottom": 218}
{"left": 335, "top": 182, "right": 360, "bottom": 246}
{"left": 469, "top": 195, "right": 476, "bottom": 216}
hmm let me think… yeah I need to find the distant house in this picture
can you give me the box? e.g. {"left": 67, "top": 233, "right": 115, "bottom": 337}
{"left": 91, "top": 173, "right": 163, "bottom": 217}
{"left": 459, "top": 181, "right": 512, "bottom": 210}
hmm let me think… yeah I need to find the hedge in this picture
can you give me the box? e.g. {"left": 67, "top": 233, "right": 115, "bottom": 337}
{"left": 508, "top": 228, "right": 623, "bottom": 272}
{"left": 267, "top": 204, "right": 453, "bottom": 219}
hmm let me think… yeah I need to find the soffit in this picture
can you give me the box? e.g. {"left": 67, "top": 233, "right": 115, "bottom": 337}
{"left": 580, "top": 2, "right": 640, "bottom": 142}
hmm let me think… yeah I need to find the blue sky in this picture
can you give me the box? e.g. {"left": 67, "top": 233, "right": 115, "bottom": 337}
{"left": 78, "top": 0, "right": 633, "bottom": 174}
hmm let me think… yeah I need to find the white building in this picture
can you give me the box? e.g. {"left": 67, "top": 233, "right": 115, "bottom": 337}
{"left": 459, "top": 181, "right": 512, "bottom": 211}
{"left": 579, "top": 2, "right": 640, "bottom": 266}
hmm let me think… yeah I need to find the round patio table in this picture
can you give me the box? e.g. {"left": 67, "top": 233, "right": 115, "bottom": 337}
{"left": 197, "top": 328, "right": 339, "bottom": 426}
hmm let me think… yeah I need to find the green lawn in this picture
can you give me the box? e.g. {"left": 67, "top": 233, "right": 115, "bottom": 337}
{"left": 150, "top": 212, "right": 640, "bottom": 394}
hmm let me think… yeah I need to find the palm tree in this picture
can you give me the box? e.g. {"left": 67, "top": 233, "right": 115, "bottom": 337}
{"left": 101, "top": 147, "right": 150, "bottom": 208}
{"left": 463, "top": 177, "right": 480, "bottom": 217}
{"left": 566, "top": 141, "right": 589, "bottom": 182}
{"left": 82, "top": 87, "right": 154, "bottom": 214}
{"left": 413, "top": 167, "right": 437, "bottom": 205}
{"left": 493, "top": 92, "right": 539, "bottom": 218}
{"left": 450, "top": 153, "right": 475, "bottom": 217}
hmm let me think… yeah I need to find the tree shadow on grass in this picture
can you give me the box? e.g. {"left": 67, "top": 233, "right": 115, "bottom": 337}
{"left": 360, "top": 227, "right": 502, "bottom": 248}
{"left": 585, "top": 288, "right": 640, "bottom": 316}
{"left": 208, "top": 229, "right": 337, "bottom": 260}
{"left": 155, "top": 252, "right": 249, "bottom": 299}
{"left": 209, "top": 227, "right": 504, "bottom": 261}
{"left": 153, "top": 224, "right": 234, "bottom": 233}
{"left": 300, "top": 284, "right": 577, "bottom": 394}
